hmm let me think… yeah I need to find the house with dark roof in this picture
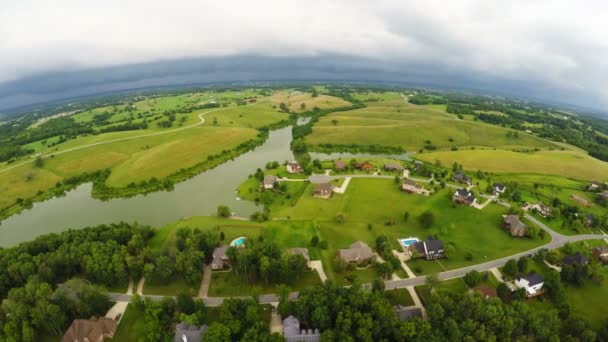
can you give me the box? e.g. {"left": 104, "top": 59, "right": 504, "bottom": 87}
{"left": 409, "top": 237, "right": 445, "bottom": 260}
{"left": 502, "top": 215, "right": 527, "bottom": 237}
{"left": 599, "top": 190, "right": 608, "bottom": 200}
{"left": 588, "top": 181, "right": 601, "bottom": 191}
{"left": 562, "top": 252, "right": 589, "bottom": 266}
{"left": 585, "top": 213, "right": 595, "bottom": 227}
{"left": 211, "top": 246, "right": 229, "bottom": 270}
{"left": 283, "top": 315, "right": 320, "bottom": 342}
{"left": 313, "top": 183, "right": 334, "bottom": 199}
{"left": 287, "top": 247, "right": 310, "bottom": 263}
{"left": 401, "top": 179, "right": 429, "bottom": 195}
{"left": 174, "top": 322, "right": 208, "bottom": 342}
{"left": 452, "top": 172, "right": 472, "bottom": 186}
{"left": 453, "top": 188, "right": 477, "bottom": 206}
{"left": 592, "top": 247, "right": 608, "bottom": 262}
{"left": 337, "top": 241, "right": 373, "bottom": 264}
{"left": 62, "top": 317, "right": 117, "bottom": 342}
{"left": 286, "top": 162, "right": 304, "bottom": 174}
{"left": 334, "top": 160, "right": 346, "bottom": 171}
{"left": 394, "top": 305, "right": 423, "bottom": 321}
{"left": 262, "top": 175, "right": 279, "bottom": 190}
{"left": 515, "top": 273, "right": 544, "bottom": 297}
{"left": 492, "top": 183, "right": 506, "bottom": 196}
{"left": 355, "top": 161, "right": 374, "bottom": 171}
{"left": 384, "top": 163, "right": 404, "bottom": 172}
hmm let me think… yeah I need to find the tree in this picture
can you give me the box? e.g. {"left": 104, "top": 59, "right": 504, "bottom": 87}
{"left": 204, "top": 322, "right": 232, "bottom": 341}
{"left": 517, "top": 257, "right": 529, "bottom": 273}
{"left": 331, "top": 119, "right": 338, "bottom": 126}
{"left": 496, "top": 282, "right": 510, "bottom": 301}
{"left": 310, "top": 236, "right": 319, "bottom": 247}
{"left": 418, "top": 211, "right": 435, "bottom": 228}
{"left": 425, "top": 273, "right": 440, "bottom": 292}
{"left": 335, "top": 213, "right": 345, "bottom": 224}
{"left": 403, "top": 211, "right": 410, "bottom": 222}
{"left": 463, "top": 270, "right": 481, "bottom": 288}
{"left": 377, "top": 262, "right": 394, "bottom": 279}
{"left": 34, "top": 157, "right": 44, "bottom": 168}
{"left": 503, "top": 259, "right": 518, "bottom": 278}
{"left": 217, "top": 205, "right": 231, "bottom": 218}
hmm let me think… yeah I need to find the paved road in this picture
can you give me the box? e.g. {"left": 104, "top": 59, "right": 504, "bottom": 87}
{"left": 0, "top": 101, "right": 265, "bottom": 174}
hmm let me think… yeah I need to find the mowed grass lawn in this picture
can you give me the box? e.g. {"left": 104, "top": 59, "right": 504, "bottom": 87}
{"left": 208, "top": 270, "right": 322, "bottom": 297}
{"left": 111, "top": 304, "right": 145, "bottom": 342}
{"left": 417, "top": 149, "right": 608, "bottom": 181}
{"left": 305, "top": 104, "right": 560, "bottom": 152}
{"left": 276, "top": 178, "right": 546, "bottom": 279}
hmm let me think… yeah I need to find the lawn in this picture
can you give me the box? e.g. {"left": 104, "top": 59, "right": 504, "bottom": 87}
{"left": 416, "top": 149, "right": 608, "bottom": 181}
{"left": 305, "top": 104, "right": 560, "bottom": 152}
{"left": 111, "top": 304, "right": 145, "bottom": 342}
{"left": 415, "top": 278, "right": 468, "bottom": 305}
{"left": 237, "top": 176, "right": 308, "bottom": 212}
{"left": 384, "top": 288, "right": 415, "bottom": 306}
{"left": 208, "top": 270, "right": 322, "bottom": 297}
{"left": 143, "top": 276, "right": 197, "bottom": 296}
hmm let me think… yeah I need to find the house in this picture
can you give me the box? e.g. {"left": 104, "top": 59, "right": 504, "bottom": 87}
{"left": 355, "top": 161, "right": 374, "bottom": 171}
{"left": 598, "top": 190, "right": 608, "bottom": 200}
{"left": 473, "top": 286, "right": 497, "bottom": 299}
{"left": 337, "top": 241, "right": 373, "bottom": 264}
{"left": 493, "top": 183, "right": 506, "bottom": 196}
{"left": 453, "top": 188, "right": 477, "bottom": 206}
{"left": 515, "top": 273, "right": 544, "bottom": 297}
{"left": 384, "top": 163, "right": 404, "bottom": 172}
{"left": 287, "top": 247, "right": 310, "bottom": 263}
{"left": 334, "top": 160, "right": 347, "bottom": 171}
{"left": 592, "top": 247, "right": 608, "bottom": 262}
{"left": 394, "top": 305, "right": 423, "bottom": 321}
{"left": 570, "top": 194, "right": 592, "bottom": 207}
{"left": 62, "top": 317, "right": 118, "bottom": 342}
{"left": 588, "top": 181, "right": 601, "bottom": 191}
{"left": 452, "top": 172, "right": 472, "bottom": 186}
{"left": 585, "top": 213, "right": 595, "bottom": 227}
{"left": 262, "top": 175, "right": 278, "bottom": 190}
{"left": 174, "top": 322, "right": 208, "bottom": 342}
{"left": 283, "top": 315, "right": 320, "bottom": 342}
{"left": 286, "top": 161, "right": 304, "bottom": 174}
{"left": 409, "top": 237, "right": 445, "bottom": 260}
{"left": 401, "top": 179, "right": 429, "bottom": 195}
{"left": 530, "top": 202, "right": 552, "bottom": 218}
{"left": 413, "top": 160, "right": 423, "bottom": 171}
{"left": 502, "top": 215, "right": 527, "bottom": 237}
{"left": 313, "top": 183, "right": 334, "bottom": 199}
{"left": 211, "top": 246, "right": 229, "bottom": 270}
{"left": 562, "top": 252, "right": 589, "bottom": 266}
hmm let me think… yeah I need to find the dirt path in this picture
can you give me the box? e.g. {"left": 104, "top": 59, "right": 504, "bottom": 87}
{"left": 126, "top": 279, "right": 134, "bottom": 295}
{"left": 198, "top": 265, "right": 212, "bottom": 298}
{"left": 136, "top": 278, "right": 145, "bottom": 295}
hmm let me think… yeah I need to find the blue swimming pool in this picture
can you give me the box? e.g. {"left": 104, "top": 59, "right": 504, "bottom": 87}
{"left": 230, "top": 236, "right": 247, "bottom": 247}
{"left": 398, "top": 237, "right": 419, "bottom": 249}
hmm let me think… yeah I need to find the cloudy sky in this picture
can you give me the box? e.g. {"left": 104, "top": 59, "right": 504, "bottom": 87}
{"left": 1, "top": 0, "right": 607, "bottom": 111}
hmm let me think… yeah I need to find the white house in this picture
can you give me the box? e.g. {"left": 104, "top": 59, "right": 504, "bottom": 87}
{"left": 515, "top": 273, "right": 544, "bottom": 297}
{"left": 286, "top": 162, "right": 304, "bottom": 174}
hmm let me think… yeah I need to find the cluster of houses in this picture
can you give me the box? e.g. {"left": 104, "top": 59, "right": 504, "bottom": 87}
{"left": 261, "top": 161, "right": 304, "bottom": 190}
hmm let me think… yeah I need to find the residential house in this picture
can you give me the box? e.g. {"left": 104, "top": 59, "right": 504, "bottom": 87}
{"left": 562, "top": 252, "right": 589, "bottom": 266}
{"left": 413, "top": 160, "right": 423, "bottom": 171}
{"left": 355, "top": 161, "right": 374, "bottom": 171}
{"left": 452, "top": 172, "right": 472, "bottom": 186}
{"left": 286, "top": 161, "right": 304, "bottom": 174}
{"left": 262, "top": 175, "right": 279, "bottom": 190}
{"left": 502, "top": 215, "right": 527, "bottom": 237}
{"left": 588, "top": 181, "right": 601, "bottom": 191}
{"left": 384, "top": 163, "right": 404, "bottom": 172}
{"left": 530, "top": 202, "right": 552, "bottom": 218}
{"left": 174, "top": 322, "right": 208, "bottom": 342}
{"left": 409, "top": 237, "right": 445, "bottom": 260}
{"left": 211, "top": 246, "right": 229, "bottom": 270}
{"left": 592, "top": 247, "right": 608, "bottom": 262}
{"left": 585, "top": 213, "right": 595, "bottom": 227}
{"left": 313, "top": 183, "right": 334, "bottom": 199}
{"left": 570, "top": 194, "right": 592, "bottom": 207}
{"left": 401, "top": 179, "right": 429, "bottom": 195}
{"left": 287, "top": 247, "right": 310, "bottom": 263}
{"left": 334, "top": 160, "right": 347, "bottom": 171}
{"left": 62, "top": 317, "right": 118, "bottom": 342}
{"left": 337, "top": 241, "right": 373, "bottom": 264}
{"left": 453, "top": 188, "right": 477, "bottom": 206}
{"left": 598, "top": 190, "right": 608, "bottom": 200}
{"left": 283, "top": 315, "right": 320, "bottom": 342}
{"left": 515, "top": 273, "right": 544, "bottom": 297}
{"left": 493, "top": 183, "right": 506, "bottom": 196}
{"left": 394, "top": 305, "right": 423, "bottom": 321}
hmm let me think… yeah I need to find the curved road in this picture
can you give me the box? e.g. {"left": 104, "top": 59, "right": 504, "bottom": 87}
{"left": 0, "top": 101, "right": 265, "bottom": 174}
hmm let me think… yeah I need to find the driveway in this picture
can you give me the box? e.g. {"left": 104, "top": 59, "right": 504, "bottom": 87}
{"left": 105, "top": 301, "right": 128, "bottom": 321}
{"left": 309, "top": 260, "right": 328, "bottom": 282}
{"left": 198, "top": 265, "right": 212, "bottom": 298}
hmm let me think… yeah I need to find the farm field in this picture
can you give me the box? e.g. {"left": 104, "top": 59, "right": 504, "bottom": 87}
{"left": 416, "top": 149, "right": 608, "bottom": 181}
{"left": 270, "top": 91, "right": 351, "bottom": 112}
{"left": 305, "top": 104, "right": 561, "bottom": 152}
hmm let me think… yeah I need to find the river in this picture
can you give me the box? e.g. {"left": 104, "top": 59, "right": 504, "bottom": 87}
{"left": 0, "top": 126, "right": 295, "bottom": 247}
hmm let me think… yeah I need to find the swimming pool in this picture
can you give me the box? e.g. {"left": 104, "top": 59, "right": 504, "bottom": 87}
{"left": 398, "top": 237, "right": 419, "bottom": 250}
{"left": 230, "top": 236, "right": 247, "bottom": 247}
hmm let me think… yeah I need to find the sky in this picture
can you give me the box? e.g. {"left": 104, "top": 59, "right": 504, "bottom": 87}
{"left": 1, "top": 0, "right": 607, "bottom": 112}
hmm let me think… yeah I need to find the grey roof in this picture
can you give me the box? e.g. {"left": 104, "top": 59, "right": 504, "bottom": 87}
{"left": 211, "top": 246, "right": 228, "bottom": 268}
{"left": 338, "top": 241, "right": 373, "bottom": 262}
{"left": 454, "top": 188, "right": 475, "bottom": 203}
{"left": 174, "top": 322, "right": 207, "bottom": 342}
{"left": 503, "top": 215, "right": 526, "bottom": 236}
{"left": 493, "top": 183, "right": 505, "bottom": 191}
{"left": 283, "top": 315, "right": 300, "bottom": 336}
{"left": 563, "top": 252, "right": 589, "bottom": 265}
{"left": 600, "top": 190, "right": 608, "bottom": 198}
{"left": 403, "top": 179, "right": 421, "bottom": 188}
{"left": 453, "top": 172, "right": 471, "bottom": 183}
{"left": 412, "top": 238, "right": 444, "bottom": 255}
{"left": 263, "top": 175, "right": 278, "bottom": 185}
{"left": 520, "top": 273, "right": 544, "bottom": 287}
{"left": 394, "top": 305, "right": 423, "bottom": 321}
{"left": 384, "top": 163, "right": 404, "bottom": 171}
{"left": 314, "top": 183, "right": 334, "bottom": 195}
{"left": 287, "top": 248, "right": 310, "bottom": 260}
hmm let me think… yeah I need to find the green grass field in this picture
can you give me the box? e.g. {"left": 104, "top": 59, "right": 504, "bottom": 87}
{"left": 417, "top": 149, "right": 608, "bottom": 181}
{"left": 208, "top": 270, "right": 322, "bottom": 296}
{"left": 305, "top": 103, "right": 560, "bottom": 152}
{"left": 111, "top": 304, "right": 145, "bottom": 342}
{"left": 143, "top": 276, "right": 197, "bottom": 296}
{"left": 270, "top": 91, "right": 351, "bottom": 113}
